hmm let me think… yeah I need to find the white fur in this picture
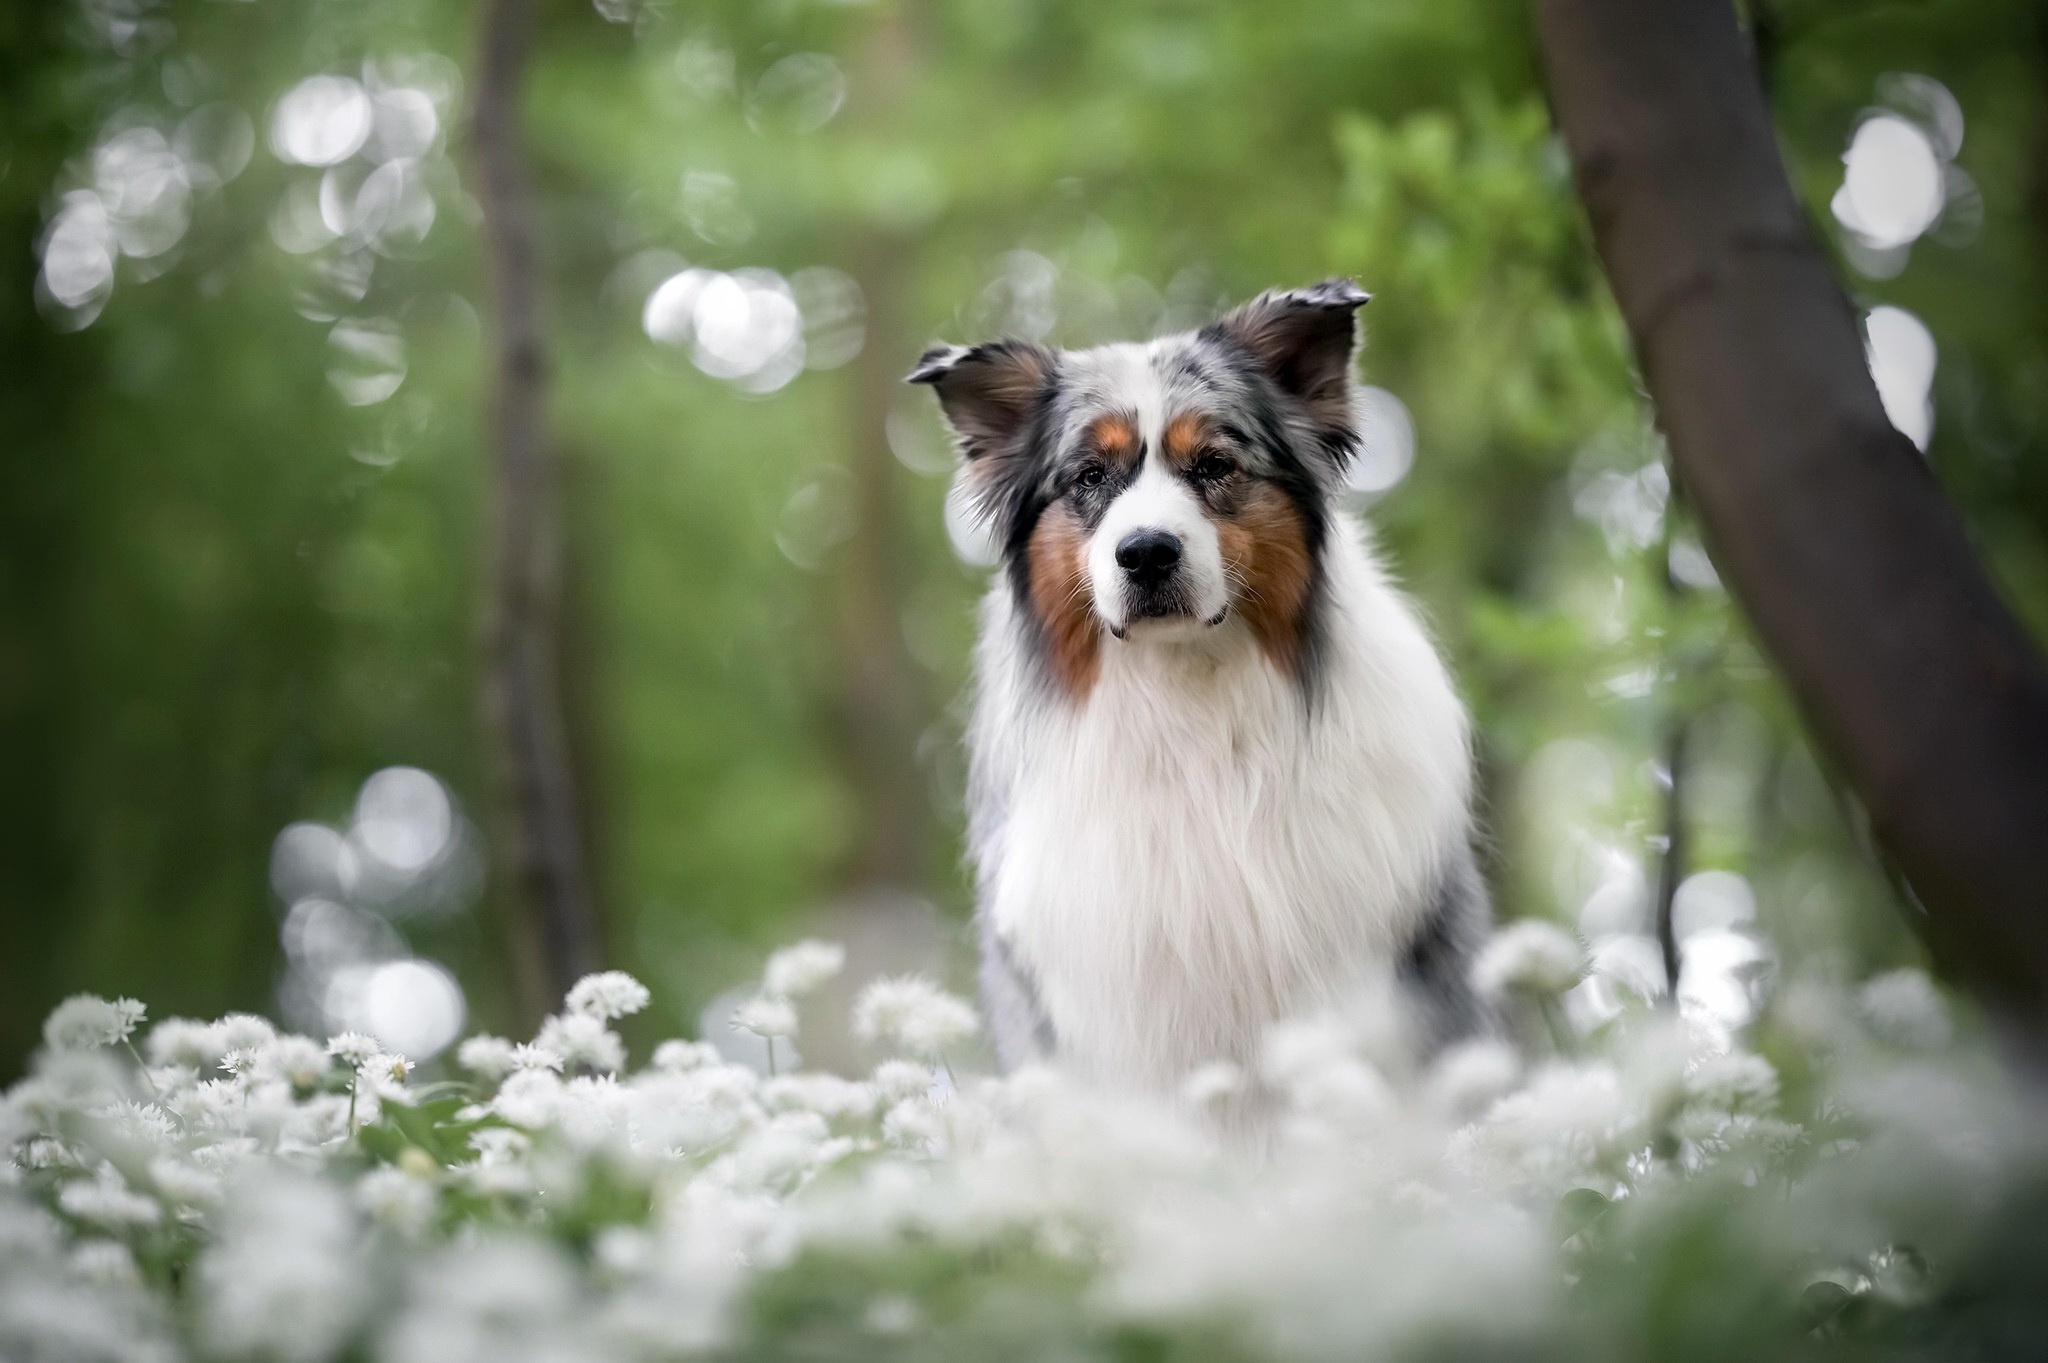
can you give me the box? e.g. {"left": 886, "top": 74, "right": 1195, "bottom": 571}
{"left": 968, "top": 513, "right": 1473, "bottom": 1092}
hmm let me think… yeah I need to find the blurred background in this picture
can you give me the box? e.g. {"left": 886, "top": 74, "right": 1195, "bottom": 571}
{"left": 2, "top": 0, "right": 2043, "bottom": 1078}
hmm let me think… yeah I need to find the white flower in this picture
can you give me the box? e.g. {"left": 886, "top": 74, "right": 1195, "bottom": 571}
{"left": 258, "top": 1035, "right": 331, "bottom": 1088}
{"left": 764, "top": 940, "right": 846, "bottom": 999}
{"left": 492, "top": 1069, "right": 567, "bottom": 1129}
{"left": 151, "top": 1156, "right": 224, "bottom": 1207}
{"left": 651, "top": 1039, "right": 721, "bottom": 1072}
{"left": 356, "top": 1166, "right": 437, "bottom": 1236}
{"left": 42, "top": 994, "right": 146, "bottom": 1051}
{"left": 327, "top": 1032, "right": 380, "bottom": 1066}
{"left": 566, "top": 970, "right": 653, "bottom": 1022}
{"left": 512, "top": 1041, "right": 567, "bottom": 1072}
{"left": 146, "top": 1016, "right": 225, "bottom": 1068}
{"left": 1858, "top": 968, "right": 1952, "bottom": 1051}
{"left": 537, "top": 1012, "right": 626, "bottom": 1072}
{"left": 761, "top": 1074, "right": 875, "bottom": 1120}
{"left": 853, "top": 976, "right": 979, "bottom": 1057}
{"left": 57, "top": 1168, "right": 162, "bottom": 1227}
{"left": 220, "top": 1047, "right": 260, "bottom": 1077}
{"left": 1474, "top": 920, "right": 1587, "bottom": 997}
{"left": 199, "top": 1172, "right": 365, "bottom": 1363}
{"left": 457, "top": 1034, "right": 519, "bottom": 1079}
{"left": 1686, "top": 1051, "right": 1779, "bottom": 1112}
{"left": 1425, "top": 1038, "right": 1522, "bottom": 1117}
{"left": 70, "top": 1238, "right": 141, "bottom": 1286}
{"left": 732, "top": 995, "right": 798, "bottom": 1040}
{"left": 880, "top": 1097, "right": 947, "bottom": 1150}
{"left": 870, "top": 1059, "right": 934, "bottom": 1102}
{"left": 216, "top": 1013, "right": 277, "bottom": 1054}
{"left": 366, "top": 1052, "right": 410, "bottom": 1085}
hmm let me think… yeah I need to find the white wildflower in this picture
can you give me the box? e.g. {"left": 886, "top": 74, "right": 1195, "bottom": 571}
{"left": 457, "top": 1034, "right": 519, "bottom": 1079}
{"left": 70, "top": 1238, "right": 141, "bottom": 1286}
{"left": 731, "top": 995, "right": 798, "bottom": 1040}
{"left": 566, "top": 970, "right": 653, "bottom": 1021}
{"left": 1425, "top": 1038, "right": 1523, "bottom": 1117}
{"left": 493, "top": 1068, "right": 568, "bottom": 1128}
{"left": 512, "top": 1041, "right": 566, "bottom": 1072}
{"left": 651, "top": 1039, "right": 721, "bottom": 1072}
{"left": 57, "top": 1167, "right": 162, "bottom": 1227}
{"left": 469, "top": 1127, "right": 530, "bottom": 1164}
{"left": 1859, "top": 968, "right": 1952, "bottom": 1051}
{"left": 220, "top": 1047, "right": 260, "bottom": 1077}
{"left": 853, "top": 976, "right": 979, "bottom": 1057}
{"left": 356, "top": 1165, "right": 437, "bottom": 1236}
{"left": 41, "top": 994, "right": 146, "bottom": 1051}
{"left": 1474, "top": 920, "right": 1588, "bottom": 997}
{"left": 762, "top": 1074, "right": 875, "bottom": 1120}
{"left": 146, "top": 1016, "right": 224, "bottom": 1068}
{"left": 365, "top": 1053, "right": 410, "bottom": 1086}
{"left": 880, "top": 1097, "right": 948, "bottom": 1151}
{"left": 1459, "top": 1062, "right": 1637, "bottom": 1186}
{"left": 871, "top": 1059, "right": 934, "bottom": 1102}
{"left": 151, "top": 1156, "right": 224, "bottom": 1206}
{"left": 538, "top": 1012, "right": 626, "bottom": 1072}
{"left": 764, "top": 939, "right": 846, "bottom": 999}
{"left": 1686, "top": 1050, "right": 1779, "bottom": 1112}
{"left": 256, "top": 1035, "right": 331, "bottom": 1088}
{"left": 199, "top": 1171, "right": 365, "bottom": 1363}
{"left": 327, "top": 1032, "right": 380, "bottom": 1066}
{"left": 215, "top": 1013, "right": 277, "bottom": 1054}
{"left": 383, "top": 1237, "right": 582, "bottom": 1363}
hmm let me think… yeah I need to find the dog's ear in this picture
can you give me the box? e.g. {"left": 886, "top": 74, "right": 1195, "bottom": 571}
{"left": 1206, "top": 278, "right": 1370, "bottom": 435}
{"left": 907, "top": 339, "right": 1057, "bottom": 461}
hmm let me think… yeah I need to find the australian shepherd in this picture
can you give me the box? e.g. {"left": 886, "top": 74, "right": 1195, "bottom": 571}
{"left": 911, "top": 279, "right": 1490, "bottom": 1095}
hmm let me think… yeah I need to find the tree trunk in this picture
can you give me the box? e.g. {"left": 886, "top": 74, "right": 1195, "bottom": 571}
{"left": 827, "top": 3, "right": 926, "bottom": 897}
{"left": 473, "top": 0, "right": 600, "bottom": 1016}
{"left": 1533, "top": 0, "right": 2048, "bottom": 1037}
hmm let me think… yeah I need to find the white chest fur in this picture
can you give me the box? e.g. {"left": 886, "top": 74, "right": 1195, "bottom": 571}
{"left": 967, "top": 519, "right": 1472, "bottom": 1091}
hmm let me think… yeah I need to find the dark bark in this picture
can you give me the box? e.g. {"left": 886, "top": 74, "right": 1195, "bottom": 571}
{"left": 831, "top": 231, "right": 926, "bottom": 891}
{"left": 1534, "top": 0, "right": 2048, "bottom": 1035}
{"left": 473, "top": 0, "right": 600, "bottom": 1013}
{"left": 827, "top": 3, "right": 927, "bottom": 895}
{"left": 1654, "top": 715, "right": 1688, "bottom": 999}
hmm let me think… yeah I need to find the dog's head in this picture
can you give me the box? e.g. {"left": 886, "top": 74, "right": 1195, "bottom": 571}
{"left": 911, "top": 279, "right": 1369, "bottom": 697}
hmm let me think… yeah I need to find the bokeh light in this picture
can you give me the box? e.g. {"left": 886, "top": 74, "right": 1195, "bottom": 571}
{"left": 271, "top": 75, "right": 374, "bottom": 168}
{"left": 643, "top": 267, "right": 812, "bottom": 393}
{"left": 353, "top": 766, "right": 454, "bottom": 876}
{"left": 268, "top": 767, "right": 477, "bottom": 1051}
{"left": 1865, "top": 304, "right": 1937, "bottom": 451}
{"left": 326, "top": 957, "right": 466, "bottom": 1060}
{"left": 1348, "top": 386, "right": 1416, "bottom": 496}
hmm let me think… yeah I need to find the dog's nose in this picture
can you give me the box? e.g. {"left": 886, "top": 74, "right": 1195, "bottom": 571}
{"left": 1115, "top": 529, "right": 1182, "bottom": 582}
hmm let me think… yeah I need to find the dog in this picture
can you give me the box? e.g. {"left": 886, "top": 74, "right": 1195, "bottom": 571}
{"left": 910, "top": 279, "right": 1490, "bottom": 1095}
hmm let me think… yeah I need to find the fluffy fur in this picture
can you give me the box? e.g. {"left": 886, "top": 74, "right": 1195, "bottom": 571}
{"left": 912, "top": 280, "right": 1490, "bottom": 1094}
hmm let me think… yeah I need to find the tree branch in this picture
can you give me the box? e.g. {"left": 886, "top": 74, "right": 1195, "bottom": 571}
{"left": 1535, "top": 0, "right": 2048, "bottom": 1035}
{"left": 473, "top": 0, "right": 600, "bottom": 1013}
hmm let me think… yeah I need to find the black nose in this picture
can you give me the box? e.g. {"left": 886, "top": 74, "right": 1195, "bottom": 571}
{"left": 1115, "top": 529, "right": 1182, "bottom": 582}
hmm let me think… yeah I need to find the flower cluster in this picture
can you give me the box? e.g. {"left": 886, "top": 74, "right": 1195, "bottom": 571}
{"left": 3, "top": 939, "right": 2043, "bottom": 1363}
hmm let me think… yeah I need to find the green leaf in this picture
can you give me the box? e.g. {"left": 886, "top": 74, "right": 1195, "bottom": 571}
{"left": 1558, "top": 1186, "right": 1611, "bottom": 1241}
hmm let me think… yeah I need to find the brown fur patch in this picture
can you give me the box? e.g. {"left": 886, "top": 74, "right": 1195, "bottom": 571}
{"left": 1083, "top": 413, "right": 1141, "bottom": 472}
{"left": 1217, "top": 485, "right": 1314, "bottom": 677}
{"left": 1163, "top": 412, "right": 1215, "bottom": 468}
{"left": 1026, "top": 505, "right": 1101, "bottom": 699}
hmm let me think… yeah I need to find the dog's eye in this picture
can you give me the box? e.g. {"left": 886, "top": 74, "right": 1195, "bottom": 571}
{"left": 1191, "top": 454, "right": 1235, "bottom": 482}
{"left": 1075, "top": 464, "right": 1105, "bottom": 490}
